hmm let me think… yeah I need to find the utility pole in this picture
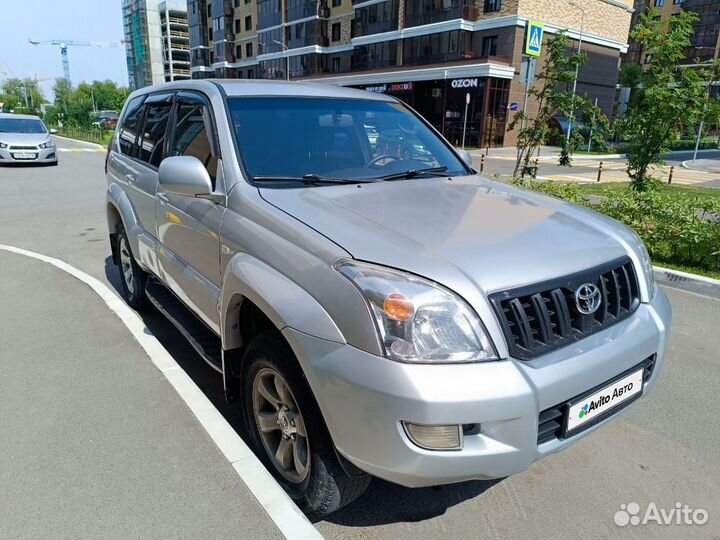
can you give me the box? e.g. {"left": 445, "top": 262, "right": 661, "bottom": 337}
{"left": 462, "top": 92, "right": 470, "bottom": 148}
{"left": 273, "top": 39, "right": 289, "bottom": 80}
{"left": 693, "top": 102, "right": 707, "bottom": 162}
{"left": 587, "top": 97, "right": 598, "bottom": 153}
{"left": 566, "top": 0, "right": 586, "bottom": 146}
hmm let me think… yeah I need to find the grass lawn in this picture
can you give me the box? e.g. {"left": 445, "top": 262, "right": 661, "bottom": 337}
{"left": 577, "top": 182, "right": 719, "bottom": 202}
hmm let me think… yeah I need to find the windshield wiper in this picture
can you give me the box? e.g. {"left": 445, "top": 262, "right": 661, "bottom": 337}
{"left": 253, "top": 173, "right": 375, "bottom": 185}
{"left": 372, "top": 166, "right": 449, "bottom": 181}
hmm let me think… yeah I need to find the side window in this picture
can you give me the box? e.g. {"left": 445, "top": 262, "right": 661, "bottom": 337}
{"left": 170, "top": 100, "right": 218, "bottom": 185}
{"left": 138, "top": 101, "right": 172, "bottom": 167}
{"left": 118, "top": 96, "right": 145, "bottom": 156}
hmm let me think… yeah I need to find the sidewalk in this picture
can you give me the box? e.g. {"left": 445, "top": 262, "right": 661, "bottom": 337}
{"left": 0, "top": 251, "right": 306, "bottom": 539}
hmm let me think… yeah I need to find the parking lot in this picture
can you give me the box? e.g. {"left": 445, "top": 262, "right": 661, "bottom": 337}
{"left": 1, "top": 136, "right": 719, "bottom": 539}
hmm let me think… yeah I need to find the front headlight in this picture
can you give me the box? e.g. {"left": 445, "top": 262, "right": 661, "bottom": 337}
{"left": 38, "top": 140, "right": 54, "bottom": 149}
{"left": 0, "top": 142, "right": 7, "bottom": 148}
{"left": 336, "top": 260, "right": 497, "bottom": 363}
{"left": 629, "top": 231, "right": 656, "bottom": 300}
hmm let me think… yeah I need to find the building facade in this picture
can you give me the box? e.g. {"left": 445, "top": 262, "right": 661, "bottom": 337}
{"left": 123, "top": 0, "right": 191, "bottom": 89}
{"left": 160, "top": 1, "right": 193, "bottom": 81}
{"left": 188, "top": 0, "right": 634, "bottom": 146}
{"left": 627, "top": 0, "right": 720, "bottom": 67}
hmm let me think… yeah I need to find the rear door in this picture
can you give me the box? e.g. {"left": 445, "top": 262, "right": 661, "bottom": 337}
{"left": 155, "top": 91, "right": 224, "bottom": 333}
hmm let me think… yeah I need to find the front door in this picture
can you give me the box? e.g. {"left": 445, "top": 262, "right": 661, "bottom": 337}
{"left": 155, "top": 92, "right": 224, "bottom": 333}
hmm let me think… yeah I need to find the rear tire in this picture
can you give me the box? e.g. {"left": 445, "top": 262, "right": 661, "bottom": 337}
{"left": 116, "top": 226, "right": 148, "bottom": 310}
{"left": 241, "top": 332, "right": 370, "bottom": 519}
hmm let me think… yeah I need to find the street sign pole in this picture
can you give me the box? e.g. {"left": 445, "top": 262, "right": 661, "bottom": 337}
{"left": 462, "top": 92, "right": 470, "bottom": 148}
{"left": 521, "top": 21, "right": 543, "bottom": 131}
{"left": 521, "top": 56, "right": 535, "bottom": 130}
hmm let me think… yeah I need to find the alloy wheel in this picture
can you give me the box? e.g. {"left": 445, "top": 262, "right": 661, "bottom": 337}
{"left": 252, "top": 367, "right": 310, "bottom": 484}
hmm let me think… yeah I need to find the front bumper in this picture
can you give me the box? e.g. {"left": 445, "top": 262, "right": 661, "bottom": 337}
{"left": 284, "top": 288, "right": 671, "bottom": 488}
{"left": 0, "top": 146, "right": 57, "bottom": 164}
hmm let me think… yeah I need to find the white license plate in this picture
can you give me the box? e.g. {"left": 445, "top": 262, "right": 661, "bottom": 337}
{"left": 13, "top": 153, "right": 37, "bottom": 160}
{"left": 566, "top": 368, "right": 644, "bottom": 434}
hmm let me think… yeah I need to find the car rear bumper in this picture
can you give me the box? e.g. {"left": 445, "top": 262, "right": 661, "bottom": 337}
{"left": 284, "top": 288, "right": 671, "bottom": 488}
{"left": 0, "top": 147, "right": 57, "bottom": 163}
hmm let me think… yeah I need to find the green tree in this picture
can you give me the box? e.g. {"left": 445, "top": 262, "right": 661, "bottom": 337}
{"left": 618, "top": 9, "right": 720, "bottom": 191}
{"left": 509, "top": 31, "right": 587, "bottom": 177}
{"left": 0, "top": 78, "right": 46, "bottom": 115}
{"left": 582, "top": 100, "right": 611, "bottom": 153}
{"left": 49, "top": 78, "right": 130, "bottom": 128}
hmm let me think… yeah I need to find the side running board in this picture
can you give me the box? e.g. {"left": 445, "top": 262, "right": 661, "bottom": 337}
{"left": 145, "top": 279, "right": 222, "bottom": 372}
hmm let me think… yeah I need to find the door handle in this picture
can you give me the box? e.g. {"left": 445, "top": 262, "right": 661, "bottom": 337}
{"left": 126, "top": 173, "right": 136, "bottom": 184}
{"left": 157, "top": 192, "right": 169, "bottom": 204}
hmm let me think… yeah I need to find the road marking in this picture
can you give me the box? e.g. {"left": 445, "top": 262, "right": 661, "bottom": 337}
{"left": 660, "top": 284, "right": 720, "bottom": 302}
{"left": 0, "top": 244, "right": 324, "bottom": 540}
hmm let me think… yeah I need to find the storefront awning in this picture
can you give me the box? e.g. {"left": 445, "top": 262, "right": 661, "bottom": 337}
{"left": 304, "top": 62, "right": 516, "bottom": 87}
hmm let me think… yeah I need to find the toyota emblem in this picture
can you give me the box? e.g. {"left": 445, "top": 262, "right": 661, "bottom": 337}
{"left": 575, "top": 283, "right": 602, "bottom": 315}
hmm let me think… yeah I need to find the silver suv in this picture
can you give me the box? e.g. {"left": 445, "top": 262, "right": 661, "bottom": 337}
{"left": 106, "top": 81, "right": 671, "bottom": 517}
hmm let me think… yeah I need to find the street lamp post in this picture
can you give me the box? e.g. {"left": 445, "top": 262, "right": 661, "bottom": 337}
{"left": 273, "top": 39, "right": 290, "bottom": 81}
{"left": 566, "top": 0, "right": 586, "bottom": 146}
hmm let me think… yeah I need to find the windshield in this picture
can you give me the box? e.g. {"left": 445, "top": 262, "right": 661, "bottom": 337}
{"left": 228, "top": 97, "right": 469, "bottom": 183}
{"left": 0, "top": 118, "right": 47, "bottom": 134}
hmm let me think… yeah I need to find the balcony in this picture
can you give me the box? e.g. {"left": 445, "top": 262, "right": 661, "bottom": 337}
{"left": 404, "top": 5, "right": 478, "bottom": 28}
{"left": 287, "top": 34, "right": 329, "bottom": 49}
{"left": 287, "top": 0, "right": 318, "bottom": 22}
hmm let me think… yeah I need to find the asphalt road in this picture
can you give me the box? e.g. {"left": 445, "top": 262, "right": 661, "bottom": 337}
{"left": 1, "top": 137, "right": 719, "bottom": 539}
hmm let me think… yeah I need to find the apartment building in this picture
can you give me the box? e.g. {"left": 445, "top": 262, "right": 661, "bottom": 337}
{"left": 627, "top": 0, "right": 720, "bottom": 67}
{"left": 188, "top": 0, "right": 634, "bottom": 146}
{"left": 123, "top": 0, "right": 191, "bottom": 89}
{"left": 160, "top": 1, "right": 193, "bottom": 81}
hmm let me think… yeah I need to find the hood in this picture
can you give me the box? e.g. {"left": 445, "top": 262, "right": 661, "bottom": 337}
{"left": 0, "top": 132, "right": 51, "bottom": 146}
{"left": 259, "top": 175, "right": 631, "bottom": 295}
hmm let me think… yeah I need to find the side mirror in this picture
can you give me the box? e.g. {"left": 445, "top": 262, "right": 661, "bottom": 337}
{"left": 49, "top": 128, "right": 58, "bottom": 134}
{"left": 158, "top": 156, "right": 213, "bottom": 197}
{"left": 455, "top": 148, "right": 473, "bottom": 167}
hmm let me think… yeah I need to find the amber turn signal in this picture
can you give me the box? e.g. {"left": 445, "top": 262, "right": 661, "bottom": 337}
{"left": 383, "top": 293, "right": 414, "bottom": 322}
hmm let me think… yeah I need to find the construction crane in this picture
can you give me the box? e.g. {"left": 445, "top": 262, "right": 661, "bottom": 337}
{"left": 28, "top": 39, "right": 126, "bottom": 87}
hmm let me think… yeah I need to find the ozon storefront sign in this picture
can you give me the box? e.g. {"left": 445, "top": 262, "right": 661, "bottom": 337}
{"left": 451, "top": 78, "right": 479, "bottom": 89}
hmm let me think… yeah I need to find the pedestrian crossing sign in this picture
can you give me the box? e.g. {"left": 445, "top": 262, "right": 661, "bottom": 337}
{"left": 525, "top": 21, "right": 544, "bottom": 57}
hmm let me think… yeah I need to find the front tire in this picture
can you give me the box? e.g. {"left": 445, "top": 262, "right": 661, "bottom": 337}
{"left": 116, "top": 226, "right": 147, "bottom": 310}
{"left": 241, "top": 332, "right": 370, "bottom": 519}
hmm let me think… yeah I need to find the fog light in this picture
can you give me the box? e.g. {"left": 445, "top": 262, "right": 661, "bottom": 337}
{"left": 403, "top": 422, "right": 462, "bottom": 451}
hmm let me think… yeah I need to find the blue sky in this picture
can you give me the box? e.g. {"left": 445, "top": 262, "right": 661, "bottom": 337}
{"left": 1, "top": 0, "right": 129, "bottom": 99}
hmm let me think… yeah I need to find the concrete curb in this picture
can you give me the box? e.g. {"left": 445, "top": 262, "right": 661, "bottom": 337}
{"left": 53, "top": 134, "right": 106, "bottom": 149}
{"left": 653, "top": 265, "right": 720, "bottom": 299}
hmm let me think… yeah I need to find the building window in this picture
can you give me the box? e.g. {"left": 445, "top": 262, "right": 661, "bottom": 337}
{"left": 331, "top": 22, "right": 341, "bottom": 42}
{"left": 235, "top": 19, "right": 241, "bottom": 33}
{"left": 332, "top": 57, "right": 341, "bottom": 72}
{"left": 210, "top": 50, "right": 215, "bottom": 63}
{"left": 246, "top": 42, "right": 253, "bottom": 57}
{"left": 654, "top": 0, "right": 664, "bottom": 5}
{"left": 236, "top": 44, "right": 243, "bottom": 59}
{"left": 248, "top": 69, "right": 255, "bottom": 78}
{"left": 672, "top": 0, "right": 683, "bottom": 4}
{"left": 481, "top": 35, "right": 498, "bottom": 57}
{"left": 208, "top": 28, "right": 213, "bottom": 41}
{"left": 332, "top": 0, "right": 341, "bottom": 5}
{"left": 207, "top": 4, "right": 211, "bottom": 17}
{"left": 245, "top": 0, "right": 251, "bottom": 3}
{"left": 234, "top": 0, "right": 240, "bottom": 6}
{"left": 484, "top": 0, "right": 501, "bottom": 12}
{"left": 245, "top": 15, "right": 252, "bottom": 31}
